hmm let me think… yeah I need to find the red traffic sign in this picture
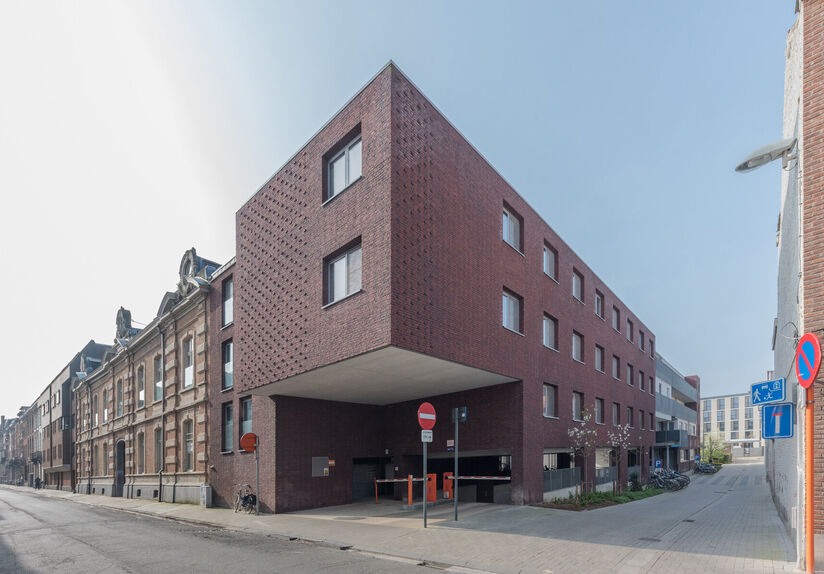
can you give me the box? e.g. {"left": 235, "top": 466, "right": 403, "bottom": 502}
{"left": 796, "top": 333, "right": 822, "bottom": 389}
{"left": 417, "top": 402, "right": 436, "bottom": 430}
{"left": 240, "top": 432, "right": 258, "bottom": 453}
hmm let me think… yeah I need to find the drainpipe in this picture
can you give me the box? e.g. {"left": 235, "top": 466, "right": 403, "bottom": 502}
{"left": 158, "top": 326, "right": 166, "bottom": 502}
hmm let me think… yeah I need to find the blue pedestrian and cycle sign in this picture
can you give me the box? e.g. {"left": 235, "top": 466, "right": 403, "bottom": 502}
{"left": 751, "top": 378, "right": 785, "bottom": 405}
{"left": 762, "top": 402, "right": 794, "bottom": 439}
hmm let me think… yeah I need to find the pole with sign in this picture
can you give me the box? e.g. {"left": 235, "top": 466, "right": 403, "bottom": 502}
{"left": 240, "top": 432, "right": 259, "bottom": 515}
{"left": 417, "top": 403, "right": 436, "bottom": 528}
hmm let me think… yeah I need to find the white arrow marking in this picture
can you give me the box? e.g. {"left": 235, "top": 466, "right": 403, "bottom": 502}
{"left": 419, "top": 413, "right": 435, "bottom": 420}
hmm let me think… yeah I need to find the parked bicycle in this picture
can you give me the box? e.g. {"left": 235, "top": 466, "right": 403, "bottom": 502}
{"left": 233, "top": 483, "right": 257, "bottom": 513}
{"left": 647, "top": 468, "right": 690, "bottom": 491}
{"left": 693, "top": 461, "right": 719, "bottom": 474}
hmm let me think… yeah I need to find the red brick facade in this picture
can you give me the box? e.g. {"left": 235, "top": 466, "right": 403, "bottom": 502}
{"left": 233, "top": 64, "right": 656, "bottom": 512}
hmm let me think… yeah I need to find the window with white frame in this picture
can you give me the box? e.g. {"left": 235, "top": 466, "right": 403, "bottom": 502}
{"left": 612, "top": 402, "right": 620, "bottom": 426}
{"left": 572, "top": 331, "right": 584, "bottom": 362}
{"left": 502, "top": 205, "right": 522, "bottom": 252}
{"left": 327, "top": 243, "right": 362, "bottom": 304}
{"left": 595, "top": 398, "right": 604, "bottom": 424}
{"left": 137, "top": 366, "right": 145, "bottom": 409}
{"left": 543, "top": 243, "right": 557, "bottom": 279}
{"left": 627, "top": 406, "right": 634, "bottom": 427}
{"left": 572, "top": 269, "right": 584, "bottom": 302}
{"left": 595, "top": 345, "right": 604, "bottom": 372}
{"left": 222, "top": 340, "right": 233, "bottom": 390}
{"left": 153, "top": 356, "right": 163, "bottom": 402}
{"left": 183, "top": 338, "right": 194, "bottom": 389}
{"left": 595, "top": 290, "right": 604, "bottom": 318}
{"left": 542, "top": 314, "right": 557, "bottom": 350}
{"left": 183, "top": 420, "right": 194, "bottom": 471}
{"left": 572, "top": 391, "right": 583, "bottom": 421}
{"left": 612, "top": 356, "right": 620, "bottom": 379}
{"left": 627, "top": 363, "right": 634, "bottom": 386}
{"left": 327, "top": 134, "right": 362, "bottom": 200}
{"left": 222, "top": 278, "right": 233, "bottom": 326}
{"left": 543, "top": 384, "right": 557, "bottom": 418}
{"left": 502, "top": 290, "right": 522, "bottom": 333}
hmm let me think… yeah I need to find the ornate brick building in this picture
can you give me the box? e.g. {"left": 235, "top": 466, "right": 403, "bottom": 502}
{"left": 73, "top": 249, "right": 219, "bottom": 503}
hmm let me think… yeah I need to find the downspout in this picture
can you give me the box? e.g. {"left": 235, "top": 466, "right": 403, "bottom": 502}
{"left": 158, "top": 325, "right": 166, "bottom": 502}
{"left": 171, "top": 317, "right": 177, "bottom": 504}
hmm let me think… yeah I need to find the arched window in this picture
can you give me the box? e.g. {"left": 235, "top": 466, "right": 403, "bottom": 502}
{"left": 183, "top": 420, "right": 194, "bottom": 471}
{"left": 137, "top": 432, "right": 145, "bottom": 474}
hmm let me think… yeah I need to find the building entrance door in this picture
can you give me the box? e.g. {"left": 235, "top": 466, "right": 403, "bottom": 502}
{"left": 114, "top": 440, "right": 126, "bottom": 497}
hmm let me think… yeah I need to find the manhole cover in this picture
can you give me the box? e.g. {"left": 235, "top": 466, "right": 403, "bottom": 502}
{"left": 334, "top": 516, "right": 366, "bottom": 521}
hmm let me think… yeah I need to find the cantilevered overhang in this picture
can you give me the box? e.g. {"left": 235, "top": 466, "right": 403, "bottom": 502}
{"left": 250, "top": 346, "right": 518, "bottom": 405}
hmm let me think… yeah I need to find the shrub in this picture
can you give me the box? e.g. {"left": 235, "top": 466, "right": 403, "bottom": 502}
{"left": 629, "top": 471, "right": 642, "bottom": 492}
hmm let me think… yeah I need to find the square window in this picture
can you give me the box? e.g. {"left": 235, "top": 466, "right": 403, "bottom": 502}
{"left": 595, "top": 398, "right": 604, "bottom": 424}
{"left": 572, "top": 391, "right": 583, "bottom": 421}
{"left": 543, "top": 384, "right": 557, "bottom": 418}
{"left": 612, "top": 356, "right": 620, "bottom": 379}
{"left": 595, "top": 345, "right": 604, "bottom": 372}
{"left": 326, "top": 134, "right": 362, "bottom": 201}
{"left": 502, "top": 289, "right": 523, "bottom": 333}
{"left": 572, "top": 269, "right": 584, "bottom": 302}
{"left": 572, "top": 331, "right": 584, "bottom": 362}
{"left": 542, "top": 314, "right": 558, "bottom": 350}
{"left": 595, "top": 290, "right": 604, "bottom": 318}
{"left": 502, "top": 205, "right": 523, "bottom": 252}
{"left": 543, "top": 243, "right": 557, "bottom": 279}
{"left": 326, "top": 243, "right": 362, "bottom": 304}
{"left": 612, "top": 306, "right": 620, "bottom": 331}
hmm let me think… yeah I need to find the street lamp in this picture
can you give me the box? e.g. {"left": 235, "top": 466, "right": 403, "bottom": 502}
{"left": 735, "top": 137, "right": 797, "bottom": 172}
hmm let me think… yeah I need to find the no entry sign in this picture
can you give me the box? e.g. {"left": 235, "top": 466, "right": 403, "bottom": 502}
{"left": 796, "top": 333, "right": 822, "bottom": 389}
{"left": 417, "top": 402, "right": 436, "bottom": 430}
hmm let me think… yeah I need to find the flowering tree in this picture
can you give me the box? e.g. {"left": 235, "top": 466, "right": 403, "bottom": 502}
{"left": 567, "top": 409, "right": 598, "bottom": 496}
{"left": 607, "top": 423, "right": 631, "bottom": 493}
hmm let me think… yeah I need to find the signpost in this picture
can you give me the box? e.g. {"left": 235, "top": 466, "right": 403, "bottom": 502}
{"left": 796, "top": 333, "right": 822, "bottom": 573}
{"left": 452, "top": 407, "right": 467, "bottom": 521}
{"left": 655, "top": 459, "right": 662, "bottom": 471}
{"left": 240, "top": 432, "right": 259, "bottom": 515}
{"left": 762, "top": 403, "right": 794, "bottom": 439}
{"left": 751, "top": 378, "right": 786, "bottom": 405}
{"left": 417, "top": 403, "right": 436, "bottom": 528}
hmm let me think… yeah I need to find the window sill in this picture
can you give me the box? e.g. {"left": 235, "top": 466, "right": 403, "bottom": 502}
{"left": 220, "top": 386, "right": 234, "bottom": 393}
{"left": 572, "top": 358, "right": 585, "bottom": 365}
{"left": 322, "top": 289, "right": 364, "bottom": 309}
{"left": 322, "top": 176, "right": 363, "bottom": 206}
{"left": 221, "top": 321, "right": 234, "bottom": 331}
{"left": 572, "top": 417, "right": 584, "bottom": 423}
{"left": 573, "top": 296, "right": 585, "bottom": 305}
{"left": 596, "top": 368, "right": 605, "bottom": 374}
{"left": 613, "top": 377, "right": 621, "bottom": 382}
{"left": 503, "top": 240, "right": 525, "bottom": 257}
{"left": 543, "top": 344, "right": 559, "bottom": 353}
{"left": 543, "top": 272, "right": 559, "bottom": 284}
{"left": 595, "top": 314, "right": 605, "bottom": 322}
{"left": 502, "top": 325, "right": 525, "bottom": 337}
{"left": 543, "top": 415, "right": 559, "bottom": 420}
{"left": 221, "top": 450, "right": 234, "bottom": 455}
{"left": 596, "top": 422, "right": 605, "bottom": 426}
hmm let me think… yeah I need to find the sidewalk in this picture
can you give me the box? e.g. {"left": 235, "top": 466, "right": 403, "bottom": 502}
{"left": 0, "top": 462, "right": 798, "bottom": 574}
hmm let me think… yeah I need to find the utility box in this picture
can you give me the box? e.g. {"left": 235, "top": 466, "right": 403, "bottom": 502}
{"left": 426, "top": 473, "right": 437, "bottom": 502}
{"left": 443, "top": 472, "right": 454, "bottom": 499}
{"left": 200, "top": 483, "right": 213, "bottom": 507}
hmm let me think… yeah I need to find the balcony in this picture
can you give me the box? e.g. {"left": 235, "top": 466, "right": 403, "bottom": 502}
{"left": 655, "top": 394, "right": 698, "bottom": 424}
{"left": 655, "top": 429, "right": 690, "bottom": 446}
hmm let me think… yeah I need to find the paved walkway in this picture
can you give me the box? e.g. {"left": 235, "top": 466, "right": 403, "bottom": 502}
{"left": 1, "top": 459, "right": 797, "bottom": 573}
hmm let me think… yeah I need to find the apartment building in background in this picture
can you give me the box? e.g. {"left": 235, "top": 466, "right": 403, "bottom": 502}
{"left": 699, "top": 392, "right": 763, "bottom": 455}
{"left": 73, "top": 249, "right": 219, "bottom": 503}
{"left": 653, "top": 355, "right": 699, "bottom": 472}
{"left": 222, "top": 62, "right": 657, "bottom": 513}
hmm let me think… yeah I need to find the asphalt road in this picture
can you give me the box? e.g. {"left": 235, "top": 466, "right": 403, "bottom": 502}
{"left": 0, "top": 488, "right": 424, "bottom": 574}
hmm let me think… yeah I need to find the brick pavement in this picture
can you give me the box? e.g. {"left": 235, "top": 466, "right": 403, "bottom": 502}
{"left": 0, "top": 459, "right": 797, "bottom": 573}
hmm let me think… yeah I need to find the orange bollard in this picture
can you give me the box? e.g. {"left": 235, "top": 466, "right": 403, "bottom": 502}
{"left": 443, "top": 472, "right": 453, "bottom": 499}
{"left": 407, "top": 474, "right": 413, "bottom": 506}
{"left": 426, "top": 473, "right": 437, "bottom": 502}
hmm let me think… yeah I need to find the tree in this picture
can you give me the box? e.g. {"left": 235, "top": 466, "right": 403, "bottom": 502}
{"left": 703, "top": 435, "right": 727, "bottom": 462}
{"left": 567, "top": 409, "right": 598, "bottom": 497}
{"left": 608, "top": 423, "right": 632, "bottom": 493}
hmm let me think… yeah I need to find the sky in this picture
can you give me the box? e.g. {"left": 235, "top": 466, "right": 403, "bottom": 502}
{"left": 0, "top": 1, "right": 795, "bottom": 418}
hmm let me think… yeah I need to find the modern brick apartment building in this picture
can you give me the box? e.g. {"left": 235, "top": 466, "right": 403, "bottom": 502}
{"left": 226, "top": 63, "right": 656, "bottom": 513}
{"left": 74, "top": 249, "right": 218, "bottom": 503}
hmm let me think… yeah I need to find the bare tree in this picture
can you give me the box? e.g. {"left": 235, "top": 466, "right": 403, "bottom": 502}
{"left": 608, "top": 423, "right": 632, "bottom": 493}
{"left": 568, "top": 408, "right": 598, "bottom": 497}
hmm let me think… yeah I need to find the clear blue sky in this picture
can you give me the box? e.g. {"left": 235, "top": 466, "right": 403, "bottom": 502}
{"left": 0, "top": 1, "right": 794, "bottom": 417}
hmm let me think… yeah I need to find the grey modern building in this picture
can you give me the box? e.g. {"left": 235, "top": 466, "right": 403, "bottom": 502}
{"left": 653, "top": 354, "right": 700, "bottom": 473}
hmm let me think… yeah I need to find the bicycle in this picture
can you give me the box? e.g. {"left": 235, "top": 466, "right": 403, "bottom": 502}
{"left": 233, "top": 483, "right": 257, "bottom": 513}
